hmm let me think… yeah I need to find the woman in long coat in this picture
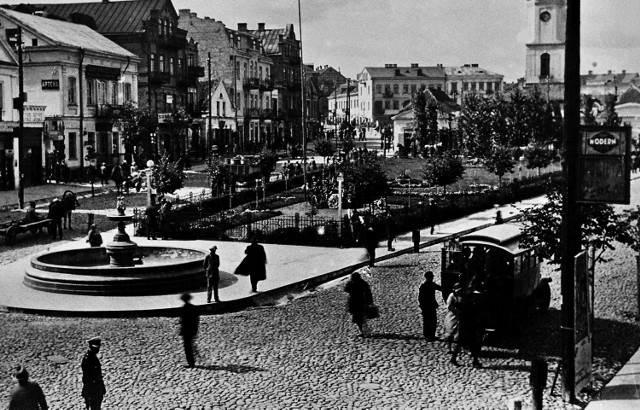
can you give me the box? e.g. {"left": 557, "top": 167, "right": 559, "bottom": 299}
{"left": 445, "top": 284, "right": 463, "bottom": 354}
{"left": 344, "top": 271, "right": 374, "bottom": 336}
{"left": 244, "top": 238, "right": 267, "bottom": 292}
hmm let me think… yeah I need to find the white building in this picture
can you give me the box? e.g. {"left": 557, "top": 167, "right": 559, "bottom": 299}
{"left": 0, "top": 8, "right": 139, "bottom": 186}
{"left": 327, "top": 80, "right": 360, "bottom": 126}
{"left": 0, "top": 38, "right": 19, "bottom": 190}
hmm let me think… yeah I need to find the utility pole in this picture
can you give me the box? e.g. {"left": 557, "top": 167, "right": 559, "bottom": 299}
{"left": 78, "top": 48, "right": 85, "bottom": 177}
{"left": 207, "top": 52, "right": 212, "bottom": 154}
{"left": 297, "top": 0, "right": 307, "bottom": 198}
{"left": 560, "top": 0, "right": 581, "bottom": 403}
{"left": 16, "top": 27, "right": 25, "bottom": 208}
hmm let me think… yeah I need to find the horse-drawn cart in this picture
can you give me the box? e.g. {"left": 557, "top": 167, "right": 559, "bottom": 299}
{"left": 0, "top": 218, "right": 52, "bottom": 245}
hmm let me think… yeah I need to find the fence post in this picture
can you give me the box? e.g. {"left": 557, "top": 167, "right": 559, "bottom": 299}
{"left": 247, "top": 212, "right": 253, "bottom": 240}
{"left": 295, "top": 212, "right": 300, "bottom": 230}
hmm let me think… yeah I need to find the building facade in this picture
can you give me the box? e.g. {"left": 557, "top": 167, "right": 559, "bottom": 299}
{"left": 0, "top": 8, "right": 139, "bottom": 188}
{"left": 443, "top": 64, "right": 504, "bottom": 104}
{"left": 15, "top": 0, "right": 204, "bottom": 161}
{"left": 0, "top": 38, "right": 19, "bottom": 190}
{"left": 327, "top": 80, "right": 360, "bottom": 127}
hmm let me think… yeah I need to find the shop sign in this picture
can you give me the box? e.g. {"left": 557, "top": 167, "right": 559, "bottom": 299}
{"left": 577, "top": 125, "right": 631, "bottom": 204}
{"left": 41, "top": 79, "right": 59, "bottom": 90}
{"left": 85, "top": 65, "right": 121, "bottom": 81}
{"left": 158, "top": 113, "right": 172, "bottom": 123}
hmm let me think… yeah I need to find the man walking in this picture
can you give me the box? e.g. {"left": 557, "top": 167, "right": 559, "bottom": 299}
{"left": 81, "top": 337, "right": 106, "bottom": 410}
{"left": 179, "top": 293, "right": 199, "bottom": 368}
{"left": 244, "top": 238, "right": 267, "bottom": 292}
{"left": 427, "top": 198, "right": 439, "bottom": 235}
{"left": 9, "top": 365, "right": 48, "bottom": 410}
{"left": 418, "top": 271, "right": 444, "bottom": 341}
{"left": 363, "top": 226, "right": 378, "bottom": 268}
{"left": 203, "top": 245, "right": 220, "bottom": 303}
{"left": 385, "top": 212, "right": 396, "bottom": 251}
{"left": 144, "top": 199, "right": 159, "bottom": 240}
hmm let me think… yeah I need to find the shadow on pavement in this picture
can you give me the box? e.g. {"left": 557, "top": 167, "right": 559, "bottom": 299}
{"left": 195, "top": 363, "right": 265, "bottom": 373}
{"left": 367, "top": 332, "right": 422, "bottom": 341}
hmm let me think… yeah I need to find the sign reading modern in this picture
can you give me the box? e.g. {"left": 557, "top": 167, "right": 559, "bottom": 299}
{"left": 577, "top": 125, "right": 631, "bottom": 204}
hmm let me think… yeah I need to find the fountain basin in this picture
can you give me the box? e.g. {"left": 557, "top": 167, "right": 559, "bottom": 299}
{"left": 24, "top": 246, "right": 234, "bottom": 296}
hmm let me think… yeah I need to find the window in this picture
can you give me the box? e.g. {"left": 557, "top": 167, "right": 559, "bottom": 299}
{"left": 178, "top": 58, "right": 184, "bottom": 76}
{"left": 222, "top": 102, "right": 226, "bottom": 116}
{"left": 159, "top": 55, "right": 165, "bottom": 72}
{"left": 216, "top": 101, "right": 220, "bottom": 116}
{"left": 97, "top": 81, "right": 107, "bottom": 105}
{"left": 437, "top": 84, "right": 442, "bottom": 90}
{"left": 150, "top": 54, "right": 156, "bottom": 72}
{"left": 393, "top": 84, "right": 399, "bottom": 94}
{"left": 463, "top": 82, "right": 469, "bottom": 91}
{"left": 68, "top": 132, "right": 77, "bottom": 159}
{"left": 87, "top": 79, "right": 96, "bottom": 105}
{"left": 486, "top": 82, "right": 493, "bottom": 92}
{"left": 479, "top": 82, "right": 485, "bottom": 91}
{"left": 259, "top": 66, "right": 263, "bottom": 79}
{"left": 111, "top": 82, "right": 118, "bottom": 105}
{"left": 392, "top": 100, "right": 399, "bottom": 110}
{"left": 495, "top": 82, "right": 501, "bottom": 91}
{"left": 471, "top": 82, "right": 476, "bottom": 91}
{"left": 169, "top": 57, "right": 175, "bottom": 75}
{"left": 540, "top": 53, "right": 550, "bottom": 78}
{"left": 68, "top": 77, "right": 77, "bottom": 105}
{"left": 410, "top": 84, "right": 417, "bottom": 93}
{"left": 188, "top": 54, "right": 195, "bottom": 67}
{"left": 451, "top": 82, "right": 458, "bottom": 94}
{"left": 375, "top": 84, "right": 382, "bottom": 94}
{"left": 384, "top": 100, "right": 390, "bottom": 109}
{"left": 124, "top": 83, "right": 132, "bottom": 102}
{"left": 403, "top": 84, "right": 409, "bottom": 94}
{"left": 384, "top": 84, "right": 390, "bottom": 93}
{"left": 236, "top": 61, "right": 240, "bottom": 78}
{"left": 31, "top": 38, "right": 38, "bottom": 46}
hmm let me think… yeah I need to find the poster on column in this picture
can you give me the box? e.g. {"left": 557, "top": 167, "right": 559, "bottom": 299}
{"left": 574, "top": 250, "right": 592, "bottom": 392}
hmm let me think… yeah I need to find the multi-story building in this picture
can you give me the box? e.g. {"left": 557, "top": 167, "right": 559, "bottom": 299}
{"left": 0, "top": 7, "right": 139, "bottom": 188}
{"left": 178, "top": 10, "right": 275, "bottom": 154}
{"left": 249, "top": 23, "right": 303, "bottom": 150}
{"left": 0, "top": 38, "right": 19, "bottom": 190}
{"left": 358, "top": 63, "right": 505, "bottom": 125}
{"left": 443, "top": 64, "right": 504, "bottom": 104}
{"left": 13, "top": 0, "right": 204, "bottom": 160}
{"left": 357, "top": 64, "right": 446, "bottom": 125}
{"left": 327, "top": 80, "right": 360, "bottom": 126}
{"left": 308, "top": 64, "right": 345, "bottom": 127}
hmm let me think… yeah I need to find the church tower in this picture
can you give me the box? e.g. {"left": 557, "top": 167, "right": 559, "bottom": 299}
{"left": 525, "top": 0, "right": 566, "bottom": 90}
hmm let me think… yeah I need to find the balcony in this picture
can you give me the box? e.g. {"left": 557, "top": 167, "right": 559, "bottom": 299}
{"left": 259, "top": 77, "right": 274, "bottom": 91}
{"left": 244, "top": 108, "right": 261, "bottom": 118}
{"left": 95, "top": 104, "right": 124, "bottom": 118}
{"left": 382, "top": 91, "right": 394, "bottom": 98}
{"left": 188, "top": 66, "right": 205, "bottom": 78}
{"left": 243, "top": 77, "right": 260, "bottom": 89}
{"left": 148, "top": 71, "right": 170, "bottom": 84}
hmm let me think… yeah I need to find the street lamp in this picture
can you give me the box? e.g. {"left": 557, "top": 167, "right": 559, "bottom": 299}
{"left": 255, "top": 178, "right": 261, "bottom": 208}
{"left": 150, "top": 132, "right": 157, "bottom": 161}
{"left": 337, "top": 172, "right": 344, "bottom": 240}
{"left": 146, "top": 159, "right": 155, "bottom": 206}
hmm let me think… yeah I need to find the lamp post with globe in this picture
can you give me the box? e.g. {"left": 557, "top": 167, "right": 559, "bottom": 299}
{"left": 146, "top": 159, "right": 155, "bottom": 206}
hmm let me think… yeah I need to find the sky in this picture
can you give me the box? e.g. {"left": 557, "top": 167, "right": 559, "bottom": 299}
{"left": 4, "top": 0, "right": 640, "bottom": 82}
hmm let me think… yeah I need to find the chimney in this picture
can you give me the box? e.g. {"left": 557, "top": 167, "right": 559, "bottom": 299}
{"left": 258, "top": 23, "right": 265, "bottom": 31}
{"left": 622, "top": 69, "right": 626, "bottom": 74}
{"left": 472, "top": 63, "right": 479, "bottom": 68}
{"left": 102, "top": 0, "right": 109, "bottom": 3}
{"left": 237, "top": 23, "right": 247, "bottom": 32}
{"left": 410, "top": 63, "right": 418, "bottom": 68}
{"left": 607, "top": 70, "right": 612, "bottom": 74}
{"left": 588, "top": 70, "right": 593, "bottom": 75}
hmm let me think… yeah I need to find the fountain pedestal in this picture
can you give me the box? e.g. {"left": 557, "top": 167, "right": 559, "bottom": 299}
{"left": 105, "top": 214, "right": 138, "bottom": 267}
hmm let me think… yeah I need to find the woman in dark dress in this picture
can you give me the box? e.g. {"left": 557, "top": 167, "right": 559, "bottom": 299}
{"left": 344, "top": 271, "right": 374, "bottom": 336}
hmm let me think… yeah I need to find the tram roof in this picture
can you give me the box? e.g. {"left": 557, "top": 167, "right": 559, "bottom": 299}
{"left": 460, "top": 224, "right": 524, "bottom": 253}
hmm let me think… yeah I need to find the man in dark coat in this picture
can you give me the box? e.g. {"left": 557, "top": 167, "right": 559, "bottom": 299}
{"left": 427, "top": 198, "right": 439, "bottom": 235}
{"left": 179, "top": 293, "right": 199, "bottom": 368}
{"left": 363, "top": 227, "right": 378, "bottom": 268}
{"left": 81, "top": 337, "right": 106, "bottom": 410}
{"left": 203, "top": 245, "right": 220, "bottom": 303}
{"left": 418, "top": 271, "right": 444, "bottom": 341}
{"left": 144, "top": 200, "right": 159, "bottom": 240}
{"left": 111, "top": 164, "right": 124, "bottom": 195}
{"left": 384, "top": 212, "right": 396, "bottom": 251}
{"left": 47, "top": 198, "right": 64, "bottom": 240}
{"left": 245, "top": 238, "right": 267, "bottom": 292}
{"left": 9, "top": 365, "right": 48, "bottom": 410}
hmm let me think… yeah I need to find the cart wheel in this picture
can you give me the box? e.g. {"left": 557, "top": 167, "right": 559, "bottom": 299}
{"left": 6, "top": 226, "right": 17, "bottom": 245}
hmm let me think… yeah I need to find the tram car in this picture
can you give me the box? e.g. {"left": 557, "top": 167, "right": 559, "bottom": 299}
{"left": 441, "top": 223, "right": 551, "bottom": 334}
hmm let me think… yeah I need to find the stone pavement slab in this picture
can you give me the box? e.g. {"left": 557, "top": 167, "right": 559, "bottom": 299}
{"left": 585, "top": 348, "right": 640, "bottom": 410}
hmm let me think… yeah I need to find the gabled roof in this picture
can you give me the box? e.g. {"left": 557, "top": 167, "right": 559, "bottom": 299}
{"left": 0, "top": 8, "right": 136, "bottom": 58}
{"left": 0, "top": 37, "right": 18, "bottom": 67}
{"left": 249, "top": 24, "right": 296, "bottom": 55}
{"left": 363, "top": 66, "right": 445, "bottom": 79}
{"left": 391, "top": 88, "right": 460, "bottom": 120}
{"left": 618, "top": 84, "right": 640, "bottom": 105}
{"left": 581, "top": 71, "right": 640, "bottom": 87}
{"left": 11, "top": 0, "right": 173, "bottom": 34}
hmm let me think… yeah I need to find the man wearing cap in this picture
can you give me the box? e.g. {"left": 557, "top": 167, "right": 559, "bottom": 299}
{"left": 81, "top": 337, "right": 106, "bottom": 409}
{"left": 203, "top": 245, "right": 220, "bottom": 303}
{"left": 418, "top": 271, "right": 444, "bottom": 341}
{"left": 9, "top": 365, "right": 48, "bottom": 410}
{"left": 179, "top": 293, "right": 199, "bottom": 368}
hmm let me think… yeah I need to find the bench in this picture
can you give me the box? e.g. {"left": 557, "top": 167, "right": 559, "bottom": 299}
{"left": 0, "top": 219, "right": 52, "bottom": 245}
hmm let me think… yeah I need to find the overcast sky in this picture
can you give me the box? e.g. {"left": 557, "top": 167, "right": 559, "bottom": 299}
{"left": 5, "top": 0, "right": 640, "bottom": 82}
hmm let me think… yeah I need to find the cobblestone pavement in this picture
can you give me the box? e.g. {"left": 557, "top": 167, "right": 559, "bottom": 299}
{"left": 1, "top": 237, "right": 639, "bottom": 409}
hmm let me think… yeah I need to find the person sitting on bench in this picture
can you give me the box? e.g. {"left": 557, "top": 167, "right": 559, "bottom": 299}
{"left": 22, "top": 201, "right": 43, "bottom": 224}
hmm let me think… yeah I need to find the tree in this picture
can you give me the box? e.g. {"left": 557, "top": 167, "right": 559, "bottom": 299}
{"left": 601, "top": 94, "right": 621, "bottom": 126}
{"left": 340, "top": 151, "right": 390, "bottom": 208}
{"left": 252, "top": 146, "right": 278, "bottom": 181}
{"left": 313, "top": 138, "right": 335, "bottom": 163}
{"left": 520, "top": 182, "right": 637, "bottom": 270}
{"left": 412, "top": 90, "right": 428, "bottom": 151}
{"left": 116, "top": 102, "right": 157, "bottom": 164}
{"left": 485, "top": 146, "right": 516, "bottom": 186}
{"left": 151, "top": 153, "right": 186, "bottom": 197}
{"left": 205, "top": 155, "right": 228, "bottom": 197}
{"left": 422, "top": 152, "right": 465, "bottom": 194}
